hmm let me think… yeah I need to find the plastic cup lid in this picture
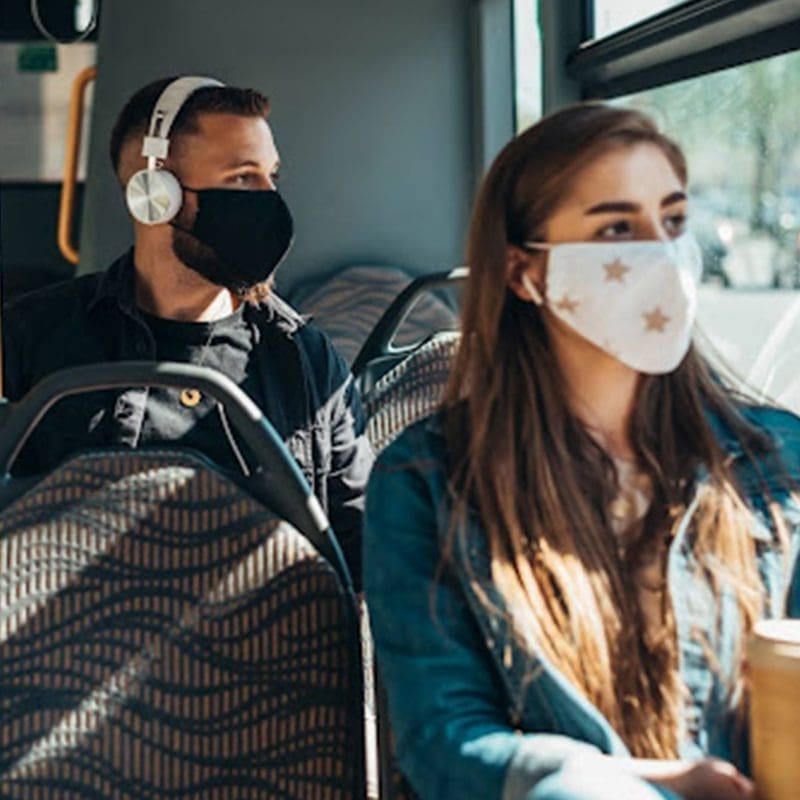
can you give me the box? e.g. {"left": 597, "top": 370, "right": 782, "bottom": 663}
{"left": 753, "top": 619, "right": 800, "bottom": 644}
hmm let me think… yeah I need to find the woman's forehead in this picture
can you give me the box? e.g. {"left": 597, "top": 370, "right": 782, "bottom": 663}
{"left": 559, "top": 142, "right": 685, "bottom": 210}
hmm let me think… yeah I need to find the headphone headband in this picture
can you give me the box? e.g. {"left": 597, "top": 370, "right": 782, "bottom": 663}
{"left": 127, "top": 75, "right": 224, "bottom": 225}
{"left": 141, "top": 76, "right": 225, "bottom": 165}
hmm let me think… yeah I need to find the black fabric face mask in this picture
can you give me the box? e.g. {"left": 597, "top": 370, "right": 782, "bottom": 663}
{"left": 172, "top": 188, "right": 294, "bottom": 291}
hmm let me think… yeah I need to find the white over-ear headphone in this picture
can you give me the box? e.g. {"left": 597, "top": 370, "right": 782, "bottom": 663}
{"left": 125, "top": 76, "right": 224, "bottom": 225}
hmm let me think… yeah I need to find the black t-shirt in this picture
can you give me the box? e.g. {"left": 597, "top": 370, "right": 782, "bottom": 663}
{"left": 139, "top": 307, "right": 265, "bottom": 473}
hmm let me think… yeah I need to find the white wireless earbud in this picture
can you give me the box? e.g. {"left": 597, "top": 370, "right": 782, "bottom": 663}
{"left": 520, "top": 272, "right": 544, "bottom": 306}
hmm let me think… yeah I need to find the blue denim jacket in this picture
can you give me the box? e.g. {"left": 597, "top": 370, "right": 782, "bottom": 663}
{"left": 364, "top": 405, "right": 800, "bottom": 800}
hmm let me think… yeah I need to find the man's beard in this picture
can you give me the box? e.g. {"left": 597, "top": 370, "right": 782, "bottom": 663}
{"left": 172, "top": 200, "right": 254, "bottom": 293}
{"left": 169, "top": 203, "right": 278, "bottom": 302}
{"left": 170, "top": 226, "right": 243, "bottom": 291}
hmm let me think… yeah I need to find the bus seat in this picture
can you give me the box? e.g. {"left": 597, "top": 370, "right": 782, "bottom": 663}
{"left": 291, "top": 265, "right": 458, "bottom": 366}
{"left": 372, "top": 673, "right": 420, "bottom": 800}
{"left": 0, "top": 363, "right": 365, "bottom": 799}
{"left": 353, "top": 274, "right": 465, "bottom": 799}
{"left": 364, "top": 331, "right": 460, "bottom": 453}
{"left": 351, "top": 269, "right": 465, "bottom": 454}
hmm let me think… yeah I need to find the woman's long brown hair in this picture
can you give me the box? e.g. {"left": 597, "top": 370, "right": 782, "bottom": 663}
{"left": 443, "top": 103, "right": 783, "bottom": 758}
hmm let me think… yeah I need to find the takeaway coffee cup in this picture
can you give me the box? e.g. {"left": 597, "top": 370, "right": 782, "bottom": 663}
{"left": 747, "top": 619, "right": 800, "bottom": 800}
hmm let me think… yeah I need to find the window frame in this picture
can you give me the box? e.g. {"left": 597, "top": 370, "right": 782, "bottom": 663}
{"left": 539, "top": 0, "right": 800, "bottom": 102}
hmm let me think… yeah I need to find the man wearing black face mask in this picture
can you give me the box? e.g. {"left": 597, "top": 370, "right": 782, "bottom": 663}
{"left": 3, "top": 76, "right": 373, "bottom": 585}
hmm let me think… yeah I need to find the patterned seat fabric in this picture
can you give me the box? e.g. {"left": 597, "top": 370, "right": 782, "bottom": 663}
{"left": 364, "top": 332, "right": 461, "bottom": 454}
{"left": 374, "top": 679, "right": 418, "bottom": 800}
{"left": 292, "top": 266, "right": 458, "bottom": 366}
{"left": 0, "top": 450, "right": 363, "bottom": 799}
{"left": 364, "top": 333, "right": 461, "bottom": 799}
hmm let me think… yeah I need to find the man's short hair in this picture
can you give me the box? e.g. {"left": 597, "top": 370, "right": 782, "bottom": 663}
{"left": 109, "top": 76, "right": 270, "bottom": 173}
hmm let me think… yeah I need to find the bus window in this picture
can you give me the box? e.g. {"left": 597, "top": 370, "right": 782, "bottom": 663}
{"left": 527, "top": 1, "right": 800, "bottom": 412}
{"left": 514, "top": 0, "right": 542, "bottom": 131}
{"left": 616, "top": 50, "right": 800, "bottom": 410}
{"left": 592, "top": 0, "right": 689, "bottom": 39}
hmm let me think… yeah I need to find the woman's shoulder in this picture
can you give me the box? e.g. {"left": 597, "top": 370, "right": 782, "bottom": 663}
{"left": 364, "top": 412, "right": 452, "bottom": 566}
{"left": 741, "top": 403, "right": 800, "bottom": 447}
{"left": 736, "top": 403, "right": 800, "bottom": 477}
{"left": 371, "top": 409, "right": 449, "bottom": 474}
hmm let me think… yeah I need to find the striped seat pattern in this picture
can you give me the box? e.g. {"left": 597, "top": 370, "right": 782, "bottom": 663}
{"left": 293, "top": 266, "right": 458, "bottom": 366}
{"left": 364, "top": 334, "right": 462, "bottom": 799}
{"left": 0, "top": 450, "right": 361, "bottom": 799}
{"left": 364, "top": 332, "right": 460, "bottom": 454}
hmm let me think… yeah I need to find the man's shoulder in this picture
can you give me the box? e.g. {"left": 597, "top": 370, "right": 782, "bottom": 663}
{"left": 264, "top": 292, "right": 306, "bottom": 328}
{"left": 250, "top": 293, "right": 346, "bottom": 372}
{"left": 4, "top": 272, "right": 104, "bottom": 330}
{"left": 247, "top": 292, "right": 305, "bottom": 333}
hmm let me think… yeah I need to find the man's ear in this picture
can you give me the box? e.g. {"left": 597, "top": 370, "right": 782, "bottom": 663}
{"left": 116, "top": 134, "right": 148, "bottom": 188}
{"left": 507, "top": 245, "right": 545, "bottom": 303}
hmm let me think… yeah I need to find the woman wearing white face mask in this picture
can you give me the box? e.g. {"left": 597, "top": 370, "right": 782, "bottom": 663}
{"left": 364, "top": 103, "right": 800, "bottom": 800}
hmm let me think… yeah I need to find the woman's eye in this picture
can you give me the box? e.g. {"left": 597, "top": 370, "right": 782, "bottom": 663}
{"left": 270, "top": 171, "right": 281, "bottom": 184}
{"left": 595, "top": 220, "right": 632, "bottom": 239}
{"left": 663, "top": 213, "right": 687, "bottom": 236}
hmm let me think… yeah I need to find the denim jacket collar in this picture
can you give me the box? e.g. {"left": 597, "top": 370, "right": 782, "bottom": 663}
{"left": 425, "top": 401, "right": 752, "bottom": 457}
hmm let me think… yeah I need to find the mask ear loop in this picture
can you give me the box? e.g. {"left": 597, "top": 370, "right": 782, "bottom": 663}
{"left": 518, "top": 240, "right": 548, "bottom": 306}
{"left": 520, "top": 272, "right": 544, "bottom": 306}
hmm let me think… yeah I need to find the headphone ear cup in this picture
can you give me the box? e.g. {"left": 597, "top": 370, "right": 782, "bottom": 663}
{"left": 126, "top": 168, "right": 183, "bottom": 225}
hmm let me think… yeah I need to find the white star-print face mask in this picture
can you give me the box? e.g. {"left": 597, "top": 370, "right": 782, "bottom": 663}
{"left": 521, "top": 232, "right": 703, "bottom": 375}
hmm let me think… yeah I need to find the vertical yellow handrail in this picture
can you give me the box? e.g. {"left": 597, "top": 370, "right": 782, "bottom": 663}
{"left": 58, "top": 65, "right": 97, "bottom": 266}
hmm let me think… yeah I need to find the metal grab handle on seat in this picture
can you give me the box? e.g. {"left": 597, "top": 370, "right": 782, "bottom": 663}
{"left": 58, "top": 65, "right": 97, "bottom": 266}
{"left": 351, "top": 266, "right": 467, "bottom": 378}
{"left": 0, "top": 361, "right": 352, "bottom": 590}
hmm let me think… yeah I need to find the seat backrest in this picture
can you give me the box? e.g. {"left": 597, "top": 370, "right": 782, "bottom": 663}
{"left": 373, "top": 671, "right": 421, "bottom": 800}
{"left": 354, "top": 278, "right": 466, "bottom": 796}
{"left": 352, "top": 269, "right": 464, "bottom": 455}
{"left": 0, "top": 448, "right": 365, "bottom": 799}
{"left": 364, "top": 331, "right": 460, "bottom": 454}
{"left": 292, "top": 265, "right": 459, "bottom": 366}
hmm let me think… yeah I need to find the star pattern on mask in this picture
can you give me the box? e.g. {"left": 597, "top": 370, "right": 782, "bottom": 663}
{"left": 643, "top": 307, "right": 670, "bottom": 332}
{"left": 555, "top": 294, "right": 579, "bottom": 313}
{"left": 604, "top": 258, "right": 631, "bottom": 283}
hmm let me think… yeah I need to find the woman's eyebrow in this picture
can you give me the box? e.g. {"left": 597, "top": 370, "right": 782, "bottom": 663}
{"left": 585, "top": 201, "right": 640, "bottom": 215}
{"left": 661, "top": 191, "right": 687, "bottom": 206}
{"left": 584, "top": 191, "right": 688, "bottom": 215}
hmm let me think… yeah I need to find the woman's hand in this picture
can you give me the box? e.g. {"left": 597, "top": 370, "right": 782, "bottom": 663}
{"left": 621, "top": 756, "right": 755, "bottom": 800}
{"left": 665, "top": 758, "right": 755, "bottom": 800}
